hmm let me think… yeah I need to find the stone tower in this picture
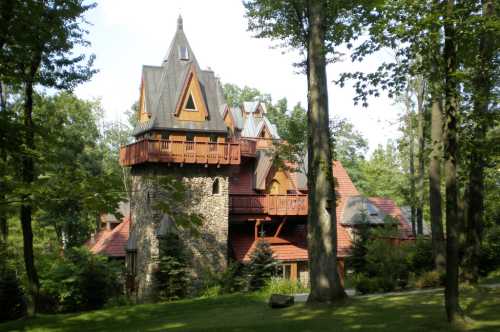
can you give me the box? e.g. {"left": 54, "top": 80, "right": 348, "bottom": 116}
{"left": 120, "top": 16, "right": 239, "bottom": 300}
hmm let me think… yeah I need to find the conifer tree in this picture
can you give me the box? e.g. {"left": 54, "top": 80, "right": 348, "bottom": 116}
{"left": 247, "top": 239, "right": 276, "bottom": 291}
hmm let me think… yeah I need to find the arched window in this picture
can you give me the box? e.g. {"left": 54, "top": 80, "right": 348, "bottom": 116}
{"left": 212, "top": 178, "right": 220, "bottom": 195}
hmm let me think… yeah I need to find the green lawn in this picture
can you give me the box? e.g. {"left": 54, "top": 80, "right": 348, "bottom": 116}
{"left": 2, "top": 288, "right": 500, "bottom": 332}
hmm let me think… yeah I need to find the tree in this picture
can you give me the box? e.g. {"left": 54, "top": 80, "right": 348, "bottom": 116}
{"left": 463, "top": 0, "right": 498, "bottom": 284}
{"left": 245, "top": 0, "right": 373, "bottom": 303}
{"left": 442, "top": 0, "right": 461, "bottom": 321}
{"left": 247, "top": 239, "right": 276, "bottom": 291}
{"left": 0, "top": 0, "right": 96, "bottom": 314}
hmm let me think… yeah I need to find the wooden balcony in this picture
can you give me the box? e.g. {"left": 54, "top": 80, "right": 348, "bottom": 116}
{"left": 120, "top": 139, "right": 241, "bottom": 166}
{"left": 240, "top": 139, "right": 257, "bottom": 157}
{"left": 230, "top": 194, "right": 308, "bottom": 216}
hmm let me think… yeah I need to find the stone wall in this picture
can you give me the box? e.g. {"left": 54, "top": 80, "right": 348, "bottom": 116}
{"left": 129, "top": 164, "right": 230, "bottom": 301}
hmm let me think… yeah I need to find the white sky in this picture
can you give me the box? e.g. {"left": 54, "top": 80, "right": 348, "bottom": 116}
{"left": 74, "top": 0, "right": 404, "bottom": 155}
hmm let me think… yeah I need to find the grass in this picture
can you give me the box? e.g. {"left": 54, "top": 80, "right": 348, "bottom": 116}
{"left": 2, "top": 288, "right": 500, "bottom": 332}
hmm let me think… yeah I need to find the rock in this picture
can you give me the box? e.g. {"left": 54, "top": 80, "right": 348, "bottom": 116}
{"left": 269, "top": 294, "right": 294, "bottom": 308}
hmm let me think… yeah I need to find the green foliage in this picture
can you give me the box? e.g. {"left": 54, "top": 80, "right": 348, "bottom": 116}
{"left": 357, "top": 142, "right": 408, "bottom": 206}
{"left": 261, "top": 277, "right": 309, "bottom": 296}
{"left": 154, "top": 232, "right": 190, "bottom": 301}
{"left": 415, "top": 271, "right": 443, "bottom": 289}
{"left": 345, "top": 216, "right": 371, "bottom": 275}
{"left": 222, "top": 83, "right": 271, "bottom": 107}
{"left": 247, "top": 240, "right": 277, "bottom": 292}
{"left": 405, "top": 237, "right": 434, "bottom": 275}
{"left": 0, "top": 243, "right": 27, "bottom": 322}
{"left": 41, "top": 247, "right": 122, "bottom": 313}
{"left": 479, "top": 225, "right": 500, "bottom": 277}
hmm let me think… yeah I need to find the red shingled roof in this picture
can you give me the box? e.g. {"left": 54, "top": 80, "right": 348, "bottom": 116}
{"left": 368, "top": 197, "right": 414, "bottom": 238}
{"left": 87, "top": 217, "right": 130, "bottom": 258}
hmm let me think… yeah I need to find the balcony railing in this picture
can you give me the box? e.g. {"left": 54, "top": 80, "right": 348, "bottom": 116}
{"left": 230, "top": 194, "right": 308, "bottom": 216}
{"left": 120, "top": 139, "right": 241, "bottom": 166}
{"left": 240, "top": 139, "right": 257, "bottom": 157}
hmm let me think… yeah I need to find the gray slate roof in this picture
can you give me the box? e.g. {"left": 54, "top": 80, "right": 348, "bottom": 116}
{"left": 133, "top": 17, "right": 227, "bottom": 136}
{"left": 341, "top": 196, "right": 387, "bottom": 226}
{"left": 240, "top": 113, "right": 280, "bottom": 139}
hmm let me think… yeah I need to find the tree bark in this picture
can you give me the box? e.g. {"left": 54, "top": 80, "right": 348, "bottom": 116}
{"left": 429, "top": 94, "right": 446, "bottom": 272}
{"left": 407, "top": 90, "right": 417, "bottom": 237}
{"left": 21, "top": 64, "right": 40, "bottom": 316}
{"left": 0, "top": 81, "right": 7, "bottom": 242}
{"left": 443, "top": 0, "right": 461, "bottom": 322}
{"left": 463, "top": 0, "right": 495, "bottom": 284}
{"left": 306, "top": 0, "right": 346, "bottom": 304}
{"left": 416, "top": 81, "right": 426, "bottom": 236}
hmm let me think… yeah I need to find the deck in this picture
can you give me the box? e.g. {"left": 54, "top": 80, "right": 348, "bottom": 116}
{"left": 119, "top": 139, "right": 254, "bottom": 166}
{"left": 229, "top": 194, "right": 308, "bottom": 216}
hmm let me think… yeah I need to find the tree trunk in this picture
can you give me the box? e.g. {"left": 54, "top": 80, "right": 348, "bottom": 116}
{"left": 407, "top": 94, "right": 417, "bottom": 237}
{"left": 463, "top": 0, "right": 495, "bottom": 284}
{"left": 21, "top": 72, "right": 40, "bottom": 316}
{"left": 0, "top": 81, "right": 7, "bottom": 242}
{"left": 429, "top": 94, "right": 446, "bottom": 272}
{"left": 416, "top": 81, "right": 426, "bottom": 236}
{"left": 306, "top": 0, "right": 346, "bottom": 304}
{"left": 443, "top": 0, "right": 461, "bottom": 322}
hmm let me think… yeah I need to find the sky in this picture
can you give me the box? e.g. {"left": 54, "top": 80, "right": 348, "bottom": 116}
{"left": 74, "top": 0, "right": 405, "bottom": 155}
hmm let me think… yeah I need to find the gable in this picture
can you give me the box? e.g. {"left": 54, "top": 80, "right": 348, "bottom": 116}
{"left": 174, "top": 65, "right": 209, "bottom": 122}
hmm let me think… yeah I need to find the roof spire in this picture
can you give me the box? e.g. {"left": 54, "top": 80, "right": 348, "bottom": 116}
{"left": 177, "top": 14, "right": 183, "bottom": 30}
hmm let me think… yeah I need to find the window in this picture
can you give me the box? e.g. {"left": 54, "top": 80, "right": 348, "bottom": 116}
{"left": 178, "top": 46, "right": 189, "bottom": 60}
{"left": 186, "top": 134, "right": 195, "bottom": 142}
{"left": 212, "top": 178, "right": 220, "bottom": 195}
{"left": 185, "top": 93, "right": 196, "bottom": 111}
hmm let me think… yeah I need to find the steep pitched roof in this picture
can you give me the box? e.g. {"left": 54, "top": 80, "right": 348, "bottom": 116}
{"left": 133, "top": 16, "right": 227, "bottom": 136}
{"left": 87, "top": 217, "right": 130, "bottom": 258}
{"left": 369, "top": 197, "right": 414, "bottom": 238}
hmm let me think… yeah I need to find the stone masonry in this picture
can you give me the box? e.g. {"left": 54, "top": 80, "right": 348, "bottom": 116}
{"left": 130, "top": 164, "right": 230, "bottom": 301}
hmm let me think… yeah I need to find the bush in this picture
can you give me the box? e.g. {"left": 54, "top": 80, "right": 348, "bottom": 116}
{"left": 479, "top": 225, "right": 500, "bottom": 276}
{"left": 0, "top": 243, "right": 27, "bottom": 322}
{"left": 247, "top": 239, "right": 276, "bottom": 291}
{"left": 0, "top": 268, "right": 27, "bottom": 322}
{"left": 405, "top": 237, "right": 434, "bottom": 275}
{"left": 42, "top": 247, "right": 122, "bottom": 313}
{"left": 261, "top": 277, "right": 309, "bottom": 296}
{"left": 346, "top": 218, "right": 371, "bottom": 275}
{"left": 415, "top": 271, "right": 443, "bottom": 289}
{"left": 202, "top": 261, "right": 247, "bottom": 296}
{"left": 154, "top": 232, "right": 189, "bottom": 301}
{"left": 364, "top": 236, "right": 409, "bottom": 292}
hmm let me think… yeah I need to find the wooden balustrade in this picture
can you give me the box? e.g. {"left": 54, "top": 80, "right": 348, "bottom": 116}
{"left": 240, "top": 139, "right": 257, "bottom": 157}
{"left": 119, "top": 139, "right": 241, "bottom": 166}
{"left": 229, "top": 194, "right": 308, "bottom": 216}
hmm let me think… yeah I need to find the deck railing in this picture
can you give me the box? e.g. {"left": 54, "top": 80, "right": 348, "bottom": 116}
{"left": 119, "top": 139, "right": 241, "bottom": 166}
{"left": 230, "top": 194, "right": 308, "bottom": 216}
{"left": 239, "top": 139, "right": 257, "bottom": 157}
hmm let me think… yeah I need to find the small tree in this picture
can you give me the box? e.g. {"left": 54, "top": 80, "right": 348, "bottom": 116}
{"left": 154, "top": 232, "right": 189, "bottom": 301}
{"left": 346, "top": 213, "right": 371, "bottom": 275}
{"left": 247, "top": 239, "right": 276, "bottom": 291}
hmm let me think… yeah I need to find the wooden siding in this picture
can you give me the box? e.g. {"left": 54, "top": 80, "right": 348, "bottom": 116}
{"left": 120, "top": 139, "right": 240, "bottom": 166}
{"left": 230, "top": 194, "right": 308, "bottom": 215}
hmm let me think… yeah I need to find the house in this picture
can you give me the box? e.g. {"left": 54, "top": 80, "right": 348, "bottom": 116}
{"left": 118, "top": 16, "right": 412, "bottom": 300}
{"left": 87, "top": 202, "right": 131, "bottom": 259}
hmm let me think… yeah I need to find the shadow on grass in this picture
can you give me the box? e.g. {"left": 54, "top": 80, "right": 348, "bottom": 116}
{"left": 2, "top": 289, "right": 500, "bottom": 332}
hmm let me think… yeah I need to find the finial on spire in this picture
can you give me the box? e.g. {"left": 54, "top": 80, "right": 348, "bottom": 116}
{"left": 177, "top": 14, "right": 183, "bottom": 30}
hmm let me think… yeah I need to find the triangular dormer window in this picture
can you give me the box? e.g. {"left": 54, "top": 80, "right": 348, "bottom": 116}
{"left": 174, "top": 65, "right": 209, "bottom": 122}
{"left": 185, "top": 93, "right": 196, "bottom": 111}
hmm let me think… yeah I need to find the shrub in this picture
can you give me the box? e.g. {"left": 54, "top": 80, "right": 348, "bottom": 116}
{"left": 261, "top": 277, "right": 309, "bottom": 296}
{"left": 42, "top": 247, "right": 122, "bottom": 313}
{"left": 364, "top": 236, "right": 409, "bottom": 292}
{"left": 479, "top": 225, "right": 500, "bottom": 276}
{"left": 353, "top": 274, "right": 379, "bottom": 294}
{"left": 405, "top": 237, "right": 434, "bottom": 275}
{"left": 0, "top": 243, "right": 27, "bottom": 322}
{"left": 415, "top": 271, "right": 443, "bottom": 289}
{"left": 0, "top": 268, "right": 27, "bottom": 322}
{"left": 154, "top": 232, "right": 189, "bottom": 301}
{"left": 247, "top": 239, "right": 276, "bottom": 291}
